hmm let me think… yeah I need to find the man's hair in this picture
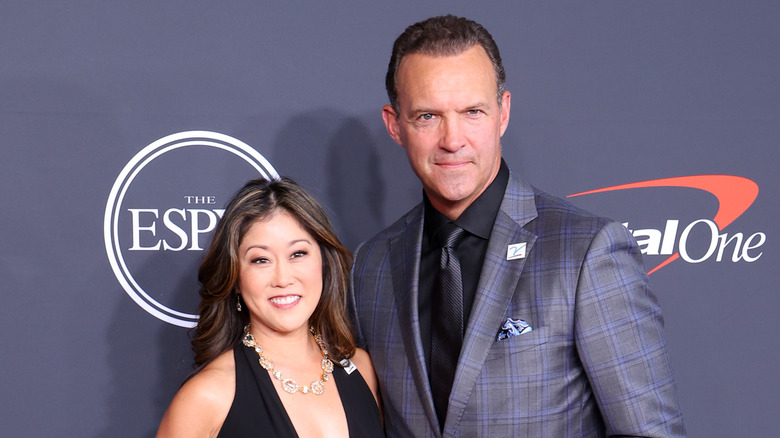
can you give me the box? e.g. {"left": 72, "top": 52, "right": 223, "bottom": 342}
{"left": 386, "top": 14, "right": 506, "bottom": 113}
{"left": 191, "top": 177, "right": 355, "bottom": 371}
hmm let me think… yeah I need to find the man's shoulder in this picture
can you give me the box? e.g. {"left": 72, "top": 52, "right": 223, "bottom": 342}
{"left": 361, "top": 202, "right": 422, "bottom": 244}
{"left": 533, "top": 188, "right": 609, "bottom": 225}
{"left": 353, "top": 202, "right": 423, "bottom": 259}
{"left": 525, "top": 185, "right": 636, "bottom": 250}
{"left": 504, "top": 171, "right": 612, "bottom": 229}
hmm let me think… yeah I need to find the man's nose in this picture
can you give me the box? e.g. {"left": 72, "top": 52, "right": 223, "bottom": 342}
{"left": 439, "top": 119, "right": 465, "bottom": 151}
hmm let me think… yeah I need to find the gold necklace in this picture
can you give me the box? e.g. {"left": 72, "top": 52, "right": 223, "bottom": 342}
{"left": 241, "top": 325, "right": 334, "bottom": 395}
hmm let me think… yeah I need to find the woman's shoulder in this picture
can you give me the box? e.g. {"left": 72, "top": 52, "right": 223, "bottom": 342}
{"left": 349, "top": 348, "right": 380, "bottom": 401}
{"left": 349, "top": 347, "right": 372, "bottom": 371}
{"left": 156, "top": 349, "right": 236, "bottom": 437}
{"left": 187, "top": 349, "right": 236, "bottom": 398}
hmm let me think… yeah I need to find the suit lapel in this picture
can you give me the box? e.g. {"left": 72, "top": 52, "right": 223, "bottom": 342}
{"left": 444, "top": 174, "right": 539, "bottom": 434}
{"left": 389, "top": 206, "right": 442, "bottom": 435}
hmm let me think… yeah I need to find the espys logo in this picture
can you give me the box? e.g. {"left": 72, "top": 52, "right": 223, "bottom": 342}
{"left": 104, "top": 131, "right": 278, "bottom": 327}
{"left": 568, "top": 175, "right": 765, "bottom": 275}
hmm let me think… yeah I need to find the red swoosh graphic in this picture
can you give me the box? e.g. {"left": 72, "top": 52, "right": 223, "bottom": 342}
{"left": 568, "top": 175, "right": 759, "bottom": 274}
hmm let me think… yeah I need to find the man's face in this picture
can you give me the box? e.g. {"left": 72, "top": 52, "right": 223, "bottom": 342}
{"left": 383, "top": 44, "right": 511, "bottom": 219}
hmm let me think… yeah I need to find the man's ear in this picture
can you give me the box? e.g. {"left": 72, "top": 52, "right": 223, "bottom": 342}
{"left": 499, "top": 91, "right": 511, "bottom": 137}
{"left": 382, "top": 104, "right": 403, "bottom": 146}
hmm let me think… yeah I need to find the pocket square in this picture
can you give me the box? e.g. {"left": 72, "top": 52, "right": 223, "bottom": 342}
{"left": 497, "top": 317, "right": 533, "bottom": 341}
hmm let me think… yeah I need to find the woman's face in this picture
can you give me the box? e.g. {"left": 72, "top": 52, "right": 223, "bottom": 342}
{"left": 236, "top": 210, "right": 323, "bottom": 337}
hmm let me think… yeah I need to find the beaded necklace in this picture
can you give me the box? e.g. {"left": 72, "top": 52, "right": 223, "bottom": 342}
{"left": 241, "top": 325, "right": 334, "bottom": 395}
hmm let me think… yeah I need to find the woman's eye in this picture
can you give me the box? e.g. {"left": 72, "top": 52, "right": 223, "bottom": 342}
{"left": 291, "top": 250, "right": 307, "bottom": 259}
{"left": 251, "top": 257, "right": 269, "bottom": 264}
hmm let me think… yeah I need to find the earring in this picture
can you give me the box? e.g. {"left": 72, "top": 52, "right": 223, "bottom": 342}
{"left": 236, "top": 294, "right": 242, "bottom": 312}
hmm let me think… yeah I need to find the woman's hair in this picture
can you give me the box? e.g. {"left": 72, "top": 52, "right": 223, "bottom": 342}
{"left": 191, "top": 177, "right": 355, "bottom": 369}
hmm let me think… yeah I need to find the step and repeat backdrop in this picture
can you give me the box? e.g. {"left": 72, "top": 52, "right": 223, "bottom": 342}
{"left": 2, "top": 2, "right": 777, "bottom": 436}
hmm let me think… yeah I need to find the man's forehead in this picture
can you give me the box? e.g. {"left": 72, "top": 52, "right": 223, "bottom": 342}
{"left": 398, "top": 44, "right": 489, "bottom": 69}
{"left": 395, "top": 46, "right": 498, "bottom": 107}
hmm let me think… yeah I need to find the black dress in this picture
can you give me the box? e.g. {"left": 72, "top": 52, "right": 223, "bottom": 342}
{"left": 218, "top": 344, "right": 384, "bottom": 437}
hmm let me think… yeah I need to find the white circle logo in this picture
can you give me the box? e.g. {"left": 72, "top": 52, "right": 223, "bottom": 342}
{"left": 104, "top": 131, "right": 278, "bottom": 327}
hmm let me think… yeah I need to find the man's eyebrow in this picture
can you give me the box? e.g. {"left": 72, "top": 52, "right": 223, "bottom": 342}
{"left": 464, "top": 101, "right": 490, "bottom": 110}
{"left": 408, "top": 106, "right": 437, "bottom": 114}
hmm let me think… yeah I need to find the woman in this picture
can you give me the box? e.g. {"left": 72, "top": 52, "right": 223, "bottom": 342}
{"left": 157, "top": 177, "right": 383, "bottom": 437}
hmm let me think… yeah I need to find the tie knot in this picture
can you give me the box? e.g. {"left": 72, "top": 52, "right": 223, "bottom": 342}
{"left": 437, "top": 222, "right": 465, "bottom": 248}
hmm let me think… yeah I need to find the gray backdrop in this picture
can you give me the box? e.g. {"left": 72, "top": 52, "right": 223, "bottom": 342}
{"left": 2, "top": 1, "right": 778, "bottom": 436}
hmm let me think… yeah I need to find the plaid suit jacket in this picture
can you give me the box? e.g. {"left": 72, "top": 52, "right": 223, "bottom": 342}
{"left": 349, "top": 172, "right": 685, "bottom": 437}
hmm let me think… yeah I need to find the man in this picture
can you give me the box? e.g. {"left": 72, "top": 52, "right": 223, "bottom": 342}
{"left": 349, "top": 15, "right": 685, "bottom": 437}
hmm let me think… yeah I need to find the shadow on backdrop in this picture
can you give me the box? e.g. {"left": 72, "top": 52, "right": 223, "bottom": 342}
{"left": 101, "top": 253, "right": 195, "bottom": 438}
{"left": 241, "top": 110, "right": 388, "bottom": 251}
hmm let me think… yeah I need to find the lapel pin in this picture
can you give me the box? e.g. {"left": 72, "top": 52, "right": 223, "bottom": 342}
{"left": 507, "top": 242, "right": 527, "bottom": 260}
{"left": 339, "top": 358, "right": 357, "bottom": 375}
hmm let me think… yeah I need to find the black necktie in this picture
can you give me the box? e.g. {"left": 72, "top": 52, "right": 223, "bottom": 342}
{"left": 430, "top": 222, "right": 466, "bottom": 430}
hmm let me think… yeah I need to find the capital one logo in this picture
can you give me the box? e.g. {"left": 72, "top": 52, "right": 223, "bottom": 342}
{"left": 104, "top": 131, "right": 278, "bottom": 327}
{"left": 568, "top": 175, "right": 766, "bottom": 274}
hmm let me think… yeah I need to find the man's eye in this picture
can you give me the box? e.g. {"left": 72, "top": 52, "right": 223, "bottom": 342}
{"left": 420, "top": 113, "right": 434, "bottom": 121}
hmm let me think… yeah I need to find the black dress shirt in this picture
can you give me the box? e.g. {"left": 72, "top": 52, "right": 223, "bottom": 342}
{"left": 419, "top": 160, "right": 510, "bottom": 372}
